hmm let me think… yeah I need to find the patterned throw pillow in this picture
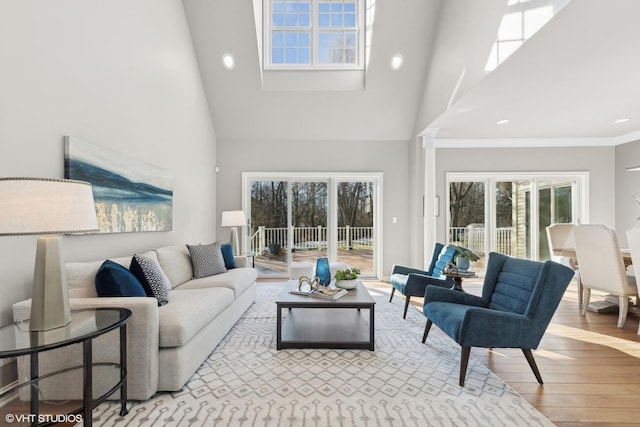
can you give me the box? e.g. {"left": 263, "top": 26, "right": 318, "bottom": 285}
{"left": 130, "top": 255, "right": 170, "bottom": 306}
{"left": 186, "top": 242, "right": 227, "bottom": 278}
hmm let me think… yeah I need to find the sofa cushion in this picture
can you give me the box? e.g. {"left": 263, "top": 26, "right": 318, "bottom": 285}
{"left": 158, "top": 288, "right": 234, "bottom": 347}
{"left": 95, "top": 260, "right": 146, "bottom": 297}
{"left": 130, "top": 255, "right": 170, "bottom": 306}
{"left": 220, "top": 242, "right": 236, "bottom": 269}
{"left": 176, "top": 267, "right": 258, "bottom": 298}
{"left": 154, "top": 246, "right": 192, "bottom": 287}
{"left": 66, "top": 250, "right": 163, "bottom": 298}
{"left": 67, "top": 255, "right": 131, "bottom": 298}
{"left": 186, "top": 242, "right": 227, "bottom": 278}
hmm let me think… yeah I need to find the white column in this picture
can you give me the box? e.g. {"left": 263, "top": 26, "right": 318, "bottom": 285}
{"left": 421, "top": 128, "right": 438, "bottom": 270}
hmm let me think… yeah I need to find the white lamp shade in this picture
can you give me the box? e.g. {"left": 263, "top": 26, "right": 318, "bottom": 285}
{"left": 221, "top": 210, "right": 246, "bottom": 227}
{"left": 0, "top": 178, "right": 98, "bottom": 331}
{"left": 0, "top": 178, "right": 99, "bottom": 235}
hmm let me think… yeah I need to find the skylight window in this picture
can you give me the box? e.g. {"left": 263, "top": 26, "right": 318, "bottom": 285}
{"left": 265, "top": 0, "right": 364, "bottom": 69}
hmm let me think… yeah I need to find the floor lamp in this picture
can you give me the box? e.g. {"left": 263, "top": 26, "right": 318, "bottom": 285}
{"left": 0, "top": 178, "right": 99, "bottom": 331}
{"left": 221, "top": 210, "right": 246, "bottom": 256}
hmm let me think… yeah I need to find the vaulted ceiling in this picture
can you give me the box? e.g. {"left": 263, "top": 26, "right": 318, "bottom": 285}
{"left": 182, "top": 0, "right": 640, "bottom": 144}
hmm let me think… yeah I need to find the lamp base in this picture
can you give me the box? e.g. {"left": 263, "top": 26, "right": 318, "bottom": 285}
{"left": 230, "top": 227, "right": 240, "bottom": 256}
{"left": 30, "top": 236, "right": 71, "bottom": 331}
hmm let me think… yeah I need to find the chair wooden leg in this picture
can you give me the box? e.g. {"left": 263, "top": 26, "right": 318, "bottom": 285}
{"left": 422, "top": 319, "right": 433, "bottom": 343}
{"left": 522, "top": 349, "right": 543, "bottom": 384}
{"left": 576, "top": 276, "right": 583, "bottom": 310}
{"left": 389, "top": 287, "right": 395, "bottom": 302}
{"left": 403, "top": 296, "right": 411, "bottom": 319}
{"left": 617, "top": 295, "right": 629, "bottom": 328}
{"left": 580, "top": 288, "right": 591, "bottom": 316}
{"left": 459, "top": 347, "right": 470, "bottom": 386}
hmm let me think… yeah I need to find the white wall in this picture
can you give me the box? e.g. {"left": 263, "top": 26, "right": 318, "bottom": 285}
{"left": 615, "top": 139, "right": 640, "bottom": 245}
{"left": 216, "top": 140, "right": 411, "bottom": 278}
{"left": 433, "top": 145, "right": 616, "bottom": 244}
{"left": 0, "top": 0, "right": 217, "bottom": 324}
{"left": 413, "top": 0, "right": 507, "bottom": 136}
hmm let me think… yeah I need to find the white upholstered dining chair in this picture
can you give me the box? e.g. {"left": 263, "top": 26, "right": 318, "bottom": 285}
{"left": 546, "top": 223, "right": 582, "bottom": 308}
{"left": 625, "top": 225, "right": 640, "bottom": 334}
{"left": 573, "top": 224, "right": 638, "bottom": 329}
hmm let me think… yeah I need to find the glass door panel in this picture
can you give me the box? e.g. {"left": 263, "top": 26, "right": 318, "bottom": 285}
{"left": 449, "top": 181, "right": 485, "bottom": 271}
{"left": 447, "top": 173, "right": 583, "bottom": 266}
{"left": 497, "top": 180, "right": 532, "bottom": 259}
{"left": 291, "top": 181, "right": 328, "bottom": 265}
{"left": 245, "top": 173, "right": 382, "bottom": 279}
{"left": 554, "top": 185, "right": 573, "bottom": 223}
{"left": 538, "top": 188, "right": 552, "bottom": 260}
{"left": 250, "top": 180, "right": 288, "bottom": 276}
{"left": 337, "top": 181, "right": 375, "bottom": 275}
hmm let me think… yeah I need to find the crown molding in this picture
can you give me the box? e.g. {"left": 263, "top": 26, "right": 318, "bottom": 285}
{"left": 433, "top": 137, "right": 621, "bottom": 148}
{"left": 431, "top": 127, "right": 640, "bottom": 148}
{"left": 613, "top": 129, "right": 640, "bottom": 145}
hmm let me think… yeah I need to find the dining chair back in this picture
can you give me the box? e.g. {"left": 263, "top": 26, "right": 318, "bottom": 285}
{"left": 546, "top": 223, "right": 582, "bottom": 307}
{"left": 573, "top": 224, "right": 638, "bottom": 328}
{"left": 625, "top": 225, "right": 640, "bottom": 335}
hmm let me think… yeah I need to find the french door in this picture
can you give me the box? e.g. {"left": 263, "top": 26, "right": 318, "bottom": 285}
{"left": 446, "top": 172, "right": 588, "bottom": 269}
{"left": 242, "top": 172, "right": 382, "bottom": 279}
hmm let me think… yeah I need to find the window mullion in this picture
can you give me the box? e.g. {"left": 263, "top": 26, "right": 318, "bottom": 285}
{"left": 312, "top": 0, "right": 318, "bottom": 66}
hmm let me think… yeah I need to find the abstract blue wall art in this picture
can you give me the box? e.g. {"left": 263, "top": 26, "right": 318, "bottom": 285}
{"left": 64, "top": 136, "right": 173, "bottom": 233}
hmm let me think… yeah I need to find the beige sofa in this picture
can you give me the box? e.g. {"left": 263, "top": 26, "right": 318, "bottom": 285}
{"left": 12, "top": 245, "right": 258, "bottom": 401}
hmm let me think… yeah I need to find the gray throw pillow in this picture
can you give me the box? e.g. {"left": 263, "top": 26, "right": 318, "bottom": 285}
{"left": 186, "top": 242, "right": 227, "bottom": 278}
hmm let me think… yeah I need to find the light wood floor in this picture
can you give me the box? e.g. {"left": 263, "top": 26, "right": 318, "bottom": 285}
{"left": 360, "top": 278, "right": 640, "bottom": 427}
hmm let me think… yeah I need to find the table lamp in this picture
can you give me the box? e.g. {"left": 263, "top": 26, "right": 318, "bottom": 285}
{"left": 221, "top": 210, "right": 246, "bottom": 256}
{"left": 0, "top": 178, "right": 99, "bottom": 331}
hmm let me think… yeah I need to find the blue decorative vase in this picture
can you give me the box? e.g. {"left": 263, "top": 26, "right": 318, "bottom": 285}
{"left": 456, "top": 256, "right": 470, "bottom": 272}
{"left": 315, "top": 257, "right": 331, "bottom": 286}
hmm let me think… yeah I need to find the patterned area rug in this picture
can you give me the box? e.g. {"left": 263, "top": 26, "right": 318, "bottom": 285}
{"left": 93, "top": 284, "right": 553, "bottom": 426}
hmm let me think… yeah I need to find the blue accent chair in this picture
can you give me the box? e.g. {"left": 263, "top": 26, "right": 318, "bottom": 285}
{"left": 389, "top": 243, "right": 456, "bottom": 318}
{"left": 422, "top": 252, "right": 574, "bottom": 386}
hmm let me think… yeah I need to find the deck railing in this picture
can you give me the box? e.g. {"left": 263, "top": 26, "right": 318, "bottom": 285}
{"left": 250, "top": 226, "right": 373, "bottom": 254}
{"left": 249, "top": 225, "right": 513, "bottom": 256}
{"left": 448, "top": 226, "right": 514, "bottom": 256}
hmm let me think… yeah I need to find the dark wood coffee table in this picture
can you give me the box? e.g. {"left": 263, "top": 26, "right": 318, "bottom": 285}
{"left": 276, "top": 280, "right": 375, "bottom": 350}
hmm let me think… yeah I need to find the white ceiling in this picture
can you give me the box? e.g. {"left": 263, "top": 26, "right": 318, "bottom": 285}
{"left": 182, "top": 0, "right": 640, "bottom": 145}
{"left": 182, "top": 0, "right": 443, "bottom": 142}
{"left": 430, "top": 0, "right": 640, "bottom": 142}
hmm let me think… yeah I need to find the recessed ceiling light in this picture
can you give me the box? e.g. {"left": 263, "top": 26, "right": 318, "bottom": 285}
{"left": 496, "top": 119, "right": 510, "bottom": 125}
{"left": 614, "top": 118, "right": 630, "bottom": 124}
{"left": 222, "top": 53, "right": 235, "bottom": 70}
{"left": 390, "top": 54, "right": 403, "bottom": 70}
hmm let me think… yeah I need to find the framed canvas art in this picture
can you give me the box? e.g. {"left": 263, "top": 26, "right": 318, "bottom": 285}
{"left": 64, "top": 136, "right": 173, "bottom": 233}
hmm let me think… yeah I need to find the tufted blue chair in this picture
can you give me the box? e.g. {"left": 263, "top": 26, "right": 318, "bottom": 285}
{"left": 422, "top": 252, "right": 574, "bottom": 386}
{"left": 389, "top": 243, "right": 456, "bottom": 318}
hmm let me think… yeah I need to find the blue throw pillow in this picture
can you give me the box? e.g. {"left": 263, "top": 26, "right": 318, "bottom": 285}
{"left": 221, "top": 242, "right": 236, "bottom": 269}
{"left": 95, "top": 260, "right": 146, "bottom": 297}
{"left": 432, "top": 245, "right": 457, "bottom": 277}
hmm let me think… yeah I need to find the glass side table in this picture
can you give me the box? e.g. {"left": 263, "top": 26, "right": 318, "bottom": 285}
{"left": 0, "top": 308, "right": 131, "bottom": 426}
{"left": 443, "top": 270, "right": 477, "bottom": 292}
